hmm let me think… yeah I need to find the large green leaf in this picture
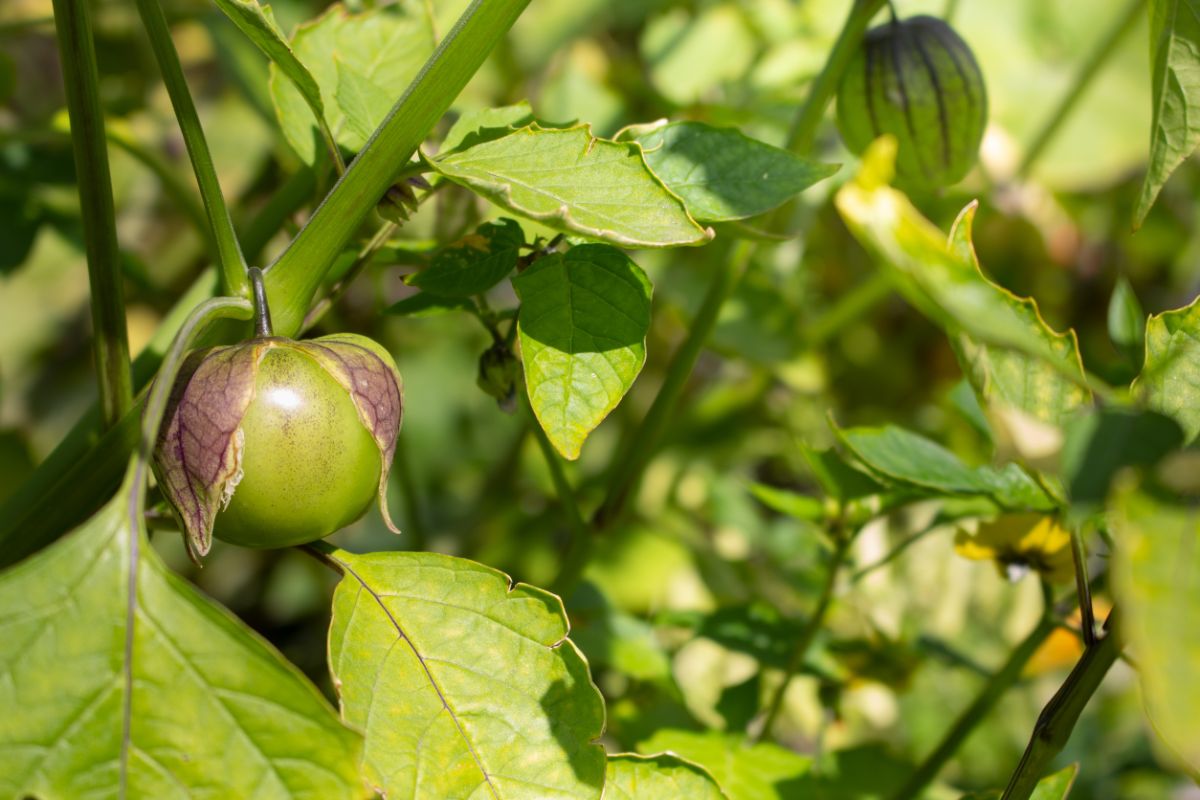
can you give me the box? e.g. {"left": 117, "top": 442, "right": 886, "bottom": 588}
{"left": 837, "top": 141, "right": 1090, "bottom": 425}
{"left": 270, "top": 2, "right": 434, "bottom": 163}
{"left": 513, "top": 244, "right": 653, "bottom": 460}
{"left": 605, "top": 753, "right": 728, "bottom": 800}
{"left": 440, "top": 101, "right": 536, "bottom": 155}
{"left": 427, "top": 125, "right": 712, "bottom": 248}
{"left": 1135, "top": 0, "right": 1200, "bottom": 226}
{"left": 1112, "top": 482, "right": 1200, "bottom": 772}
{"left": 324, "top": 546, "right": 607, "bottom": 799}
{"left": 947, "top": 204, "right": 1091, "bottom": 426}
{"left": 0, "top": 482, "right": 365, "bottom": 798}
{"left": 626, "top": 121, "right": 838, "bottom": 222}
{"left": 1135, "top": 295, "right": 1200, "bottom": 443}
{"left": 835, "top": 424, "right": 1054, "bottom": 511}
{"left": 636, "top": 730, "right": 810, "bottom": 800}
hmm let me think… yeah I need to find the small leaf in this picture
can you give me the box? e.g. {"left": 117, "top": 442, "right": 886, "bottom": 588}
{"left": 428, "top": 125, "right": 712, "bottom": 248}
{"left": 385, "top": 292, "right": 476, "bottom": 317}
{"left": 605, "top": 753, "right": 729, "bottom": 800}
{"left": 1135, "top": 0, "right": 1200, "bottom": 226}
{"left": 514, "top": 244, "right": 653, "bottom": 460}
{"left": 1060, "top": 407, "right": 1182, "bottom": 512}
{"left": 0, "top": 490, "right": 365, "bottom": 798}
{"left": 838, "top": 143, "right": 1090, "bottom": 426}
{"left": 1135, "top": 294, "right": 1200, "bottom": 443}
{"left": 636, "top": 730, "right": 810, "bottom": 800}
{"left": 324, "top": 547, "right": 607, "bottom": 799}
{"left": 747, "top": 482, "right": 826, "bottom": 522}
{"left": 440, "top": 101, "right": 536, "bottom": 154}
{"left": 211, "top": 0, "right": 326, "bottom": 128}
{"left": 628, "top": 121, "right": 838, "bottom": 222}
{"left": 408, "top": 218, "right": 525, "bottom": 297}
{"left": 1107, "top": 277, "right": 1146, "bottom": 367}
{"left": 835, "top": 423, "right": 1054, "bottom": 510}
{"left": 270, "top": 3, "right": 434, "bottom": 163}
{"left": 1111, "top": 482, "right": 1200, "bottom": 772}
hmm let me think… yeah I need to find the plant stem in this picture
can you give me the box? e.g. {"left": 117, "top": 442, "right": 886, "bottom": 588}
{"left": 758, "top": 529, "right": 853, "bottom": 741}
{"left": 248, "top": 267, "right": 273, "bottom": 337}
{"left": 51, "top": 0, "right": 134, "bottom": 430}
{"left": 1016, "top": 0, "right": 1144, "bottom": 179}
{"left": 890, "top": 612, "right": 1058, "bottom": 800}
{"left": 1000, "top": 611, "right": 1121, "bottom": 800}
{"left": 594, "top": 239, "right": 755, "bottom": 529}
{"left": 1070, "top": 527, "right": 1097, "bottom": 647}
{"left": 786, "top": 0, "right": 887, "bottom": 154}
{"left": 133, "top": 0, "right": 249, "bottom": 297}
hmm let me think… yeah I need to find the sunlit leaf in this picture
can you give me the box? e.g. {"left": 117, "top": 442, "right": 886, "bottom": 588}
{"left": 636, "top": 730, "right": 809, "bottom": 800}
{"left": 835, "top": 423, "right": 1055, "bottom": 510}
{"left": 270, "top": 2, "right": 434, "bottom": 163}
{"left": 0, "top": 484, "right": 365, "bottom": 799}
{"left": 1135, "top": 294, "right": 1200, "bottom": 443}
{"left": 514, "top": 244, "right": 653, "bottom": 460}
{"left": 440, "top": 101, "right": 536, "bottom": 154}
{"left": 428, "top": 125, "right": 712, "bottom": 248}
{"left": 627, "top": 121, "right": 838, "bottom": 222}
{"left": 605, "top": 753, "right": 729, "bottom": 800}
{"left": 324, "top": 547, "right": 607, "bottom": 799}
{"left": 1112, "top": 481, "right": 1200, "bottom": 773}
{"left": 1135, "top": 0, "right": 1200, "bottom": 226}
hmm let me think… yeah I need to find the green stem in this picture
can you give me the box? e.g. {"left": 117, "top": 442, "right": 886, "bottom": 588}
{"left": 263, "top": 0, "right": 532, "bottom": 338}
{"left": 133, "top": 0, "right": 249, "bottom": 297}
{"left": 1017, "top": 0, "right": 1143, "bottom": 179}
{"left": 890, "top": 611, "right": 1058, "bottom": 800}
{"left": 1000, "top": 612, "right": 1121, "bottom": 800}
{"left": 786, "top": 0, "right": 887, "bottom": 154}
{"left": 758, "top": 530, "right": 853, "bottom": 741}
{"left": 1070, "top": 527, "right": 1097, "bottom": 647}
{"left": 593, "top": 239, "right": 755, "bottom": 529}
{"left": 51, "top": 0, "right": 134, "bottom": 430}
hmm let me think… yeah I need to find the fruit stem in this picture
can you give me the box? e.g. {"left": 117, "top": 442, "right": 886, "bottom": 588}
{"left": 249, "top": 267, "right": 274, "bottom": 338}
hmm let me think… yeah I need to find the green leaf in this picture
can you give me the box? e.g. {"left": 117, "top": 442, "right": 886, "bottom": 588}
{"left": 636, "top": 730, "right": 810, "bottom": 800}
{"left": 210, "top": 0, "right": 326, "bottom": 130}
{"left": 514, "top": 244, "right": 653, "bottom": 460}
{"left": 323, "top": 546, "right": 607, "bottom": 799}
{"left": 748, "top": 482, "right": 827, "bottom": 522}
{"left": 270, "top": 3, "right": 435, "bottom": 163}
{"left": 835, "top": 423, "right": 1054, "bottom": 510}
{"left": 385, "top": 292, "right": 476, "bottom": 317}
{"left": 1135, "top": 0, "right": 1200, "bottom": 226}
{"left": 1135, "top": 294, "right": 1200, "bottom": 443}
{"left": 1111, "top": 483, "right": 1200, "bottom": 772}
{"left": 408, "top": 218, "right": 525, "bottom": 297}
{"left": 837, "top": 142, "right": 1090, "bottom": 426}
{"left": 1061, "top": 408, "right": 1182, "bottom": 511}
{"left": 605, "top": 753, "right": 729, "bottom": 800}
{"left": 947, "top": 203, "right": 1092, "bottom": 426}
{"left": 1108, "top": 277, "right": 1146, "bottom": 367}
{"left": 440, "top": 101, "right": 536, "bottom": 154}
{"left": 626, "top": 121, "right": 838, "bottom": 222}
{"left": 0, "top": 489, "right": 364, "bottom": 798}
{"left": 428, "top": 125, "right": 712, "bottom": 248}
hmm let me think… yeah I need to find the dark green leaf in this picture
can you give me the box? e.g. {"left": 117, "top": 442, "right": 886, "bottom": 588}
{"left": 408, "top": 218, "right": 525, "bottom": 297}
{"left": 628, "top": 121, "right": 838, "bottom": 222}
{"left": 514, "top": 244, "right": 653, "bottom": 459}
{"left": 384, "top": 292, "right": 476, "bottom": 317}
{"left": 1061, "top": 408, "right": 1183, "bottom": 510}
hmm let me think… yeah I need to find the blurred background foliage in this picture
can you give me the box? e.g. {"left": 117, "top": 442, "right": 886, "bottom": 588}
{"left": 1, "top": 0, "right": 1197, "bottom": 797}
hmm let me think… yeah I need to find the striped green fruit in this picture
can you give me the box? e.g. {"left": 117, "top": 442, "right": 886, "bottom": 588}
{"left": 836, "top": 15, "right": 987, "bottom": 190}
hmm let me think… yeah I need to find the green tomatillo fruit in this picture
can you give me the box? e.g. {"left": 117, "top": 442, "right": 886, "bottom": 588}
{"left": 836, "top": 14, "right": 987, "bottom": 191}
{"left": 153, "top": 329, "right": 403, "bottom": 557}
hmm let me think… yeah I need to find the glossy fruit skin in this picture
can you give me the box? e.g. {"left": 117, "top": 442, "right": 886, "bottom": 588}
{"left": 215, "top": 344, "right": 382, "bottom": 548}
{"left": 836, "top": 15, "right": 987, "bottom": 190}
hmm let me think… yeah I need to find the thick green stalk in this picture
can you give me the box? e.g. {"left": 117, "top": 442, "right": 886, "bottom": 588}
{"left": 263, "top": 0, "right": 532, "bottom": 338}
{"left": 890, "top": 613, "right": 1058, "bottom": 800}
{"left": 133, "top": 0, "right": 249, "bottom": 296}
{"left": 51, "top": 0, "right": 134, "bottom": 429}
{"left": 786, "top": 0, "right": 887, "bottom": 154}
{"left": 1001, "top": 613, "right": 1121, "bottom": 800}
{"left": 758, "top": 531, "right": 853, "bottom": 740}
{"left": 1017, "top": 0, "right": 1143, "bottom": 178}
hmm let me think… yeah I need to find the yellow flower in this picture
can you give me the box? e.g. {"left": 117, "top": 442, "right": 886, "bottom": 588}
{"left": 954, "top": 514, "right": 1075, "bottom": 584}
